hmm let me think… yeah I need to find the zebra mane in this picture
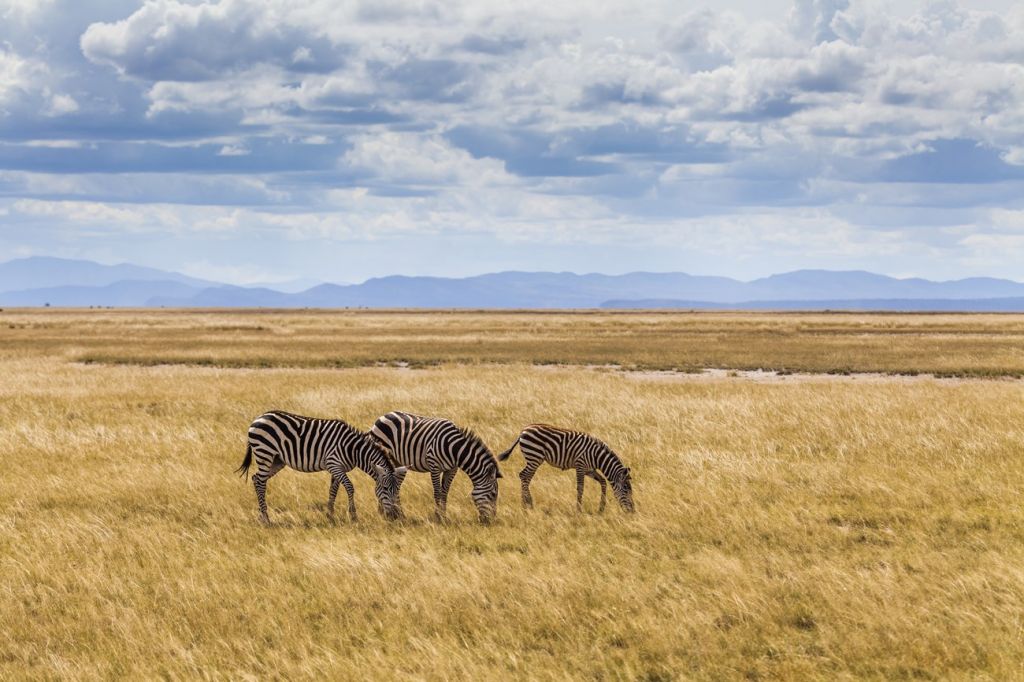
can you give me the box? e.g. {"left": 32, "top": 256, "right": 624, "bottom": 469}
{"left": 601, "top": 444, "right": 628, "bottom": 478}
{"left": 456, "top": 425, "right": 495, "bottom": 459}
{"left": 361, "top": 430, "right": 394, "bottom": 470}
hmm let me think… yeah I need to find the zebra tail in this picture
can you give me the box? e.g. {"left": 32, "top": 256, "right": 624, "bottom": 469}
{"left": 497, "top": 435, "right": 521, "bottom": 462}
{"left": 235, "top": 444, "right": 253, "bottom": 478}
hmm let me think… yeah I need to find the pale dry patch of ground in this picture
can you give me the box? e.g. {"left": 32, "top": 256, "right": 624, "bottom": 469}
{"left": 2, "top": 338, "right": 1024, "bottom": 679}
{"left": 592, "top": 366, "right": 1024, "bottom": 385}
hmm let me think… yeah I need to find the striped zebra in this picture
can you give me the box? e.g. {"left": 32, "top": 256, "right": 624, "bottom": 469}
{"left": 236, "top": 410, "right": 408, "bottom": 524}
{"left": 370, "top": 411, "right": 502, "bottom": 522}
{"left": 497, "top": 424, "right": 635, "bottom": 513}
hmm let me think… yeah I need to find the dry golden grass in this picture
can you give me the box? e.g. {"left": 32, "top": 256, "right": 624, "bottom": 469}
{"left": 2, "top": 310, "right": 1024, "bottom": 679}
{"left": 4, "top": 308, "right": 1024, "bottom": 376}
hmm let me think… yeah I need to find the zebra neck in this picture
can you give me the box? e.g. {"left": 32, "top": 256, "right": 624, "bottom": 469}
{"left": 353, "top": 441, "right": 388, "bottom": 477}
{"left": 461, "top": 461, "right": 495, "bottom": 487}
{"left": 352, "top": 446, "right": 374, "bottom": 477}
{"left": 597, "top": 449, "right": 626, "bottom": 478}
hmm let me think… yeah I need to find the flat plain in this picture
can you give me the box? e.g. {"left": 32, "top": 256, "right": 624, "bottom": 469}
{"left": 2, "top": 309, "right": 1023, "bottom": 679}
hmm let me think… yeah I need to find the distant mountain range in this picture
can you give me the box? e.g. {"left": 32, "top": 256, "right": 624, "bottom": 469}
{"left": 0, "top": 256, "right": 217, "bottom": 292}
{"left": 2, "top": 257, "right": 1024, "bottom": 310}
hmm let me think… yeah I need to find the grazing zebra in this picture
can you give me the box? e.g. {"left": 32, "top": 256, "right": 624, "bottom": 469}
{"left": 370, "top": 411, "right": 502, "bottom": 522}
{"left": 236, "top": 410, "right": 408, "bottom": 524}
{"left": 497, "top": 424, "right": 635, "bottom": 513}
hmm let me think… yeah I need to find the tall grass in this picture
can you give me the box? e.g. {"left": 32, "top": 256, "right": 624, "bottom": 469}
{"left": 2, "top": 322, "right": 1023, "bottom": 678}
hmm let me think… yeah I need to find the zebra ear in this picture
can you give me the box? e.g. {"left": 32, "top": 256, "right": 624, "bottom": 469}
{"left": 394, "top": 466, "right": 408, "bottom": 484}
{"left": 495, "top": 469, "right": 503, "bottom": 479}
{"left": 374, "top": 464, "right": 387, "bottom": 479}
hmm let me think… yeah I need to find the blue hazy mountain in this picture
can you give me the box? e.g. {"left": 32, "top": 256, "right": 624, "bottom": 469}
{"left": 743, "top": 270, "right": 1024, "bottom": 301}
{"left": 0, "top": 280, "right": 204, "bottom": 307}
{"left": 0, "top": 256, "right": 217, "bottom": 292}
{"left": 150, "top": 272, "right": 753, "bottom": 308}
{"left": 150, "top": 270, "right": 1024, "bottom": 309}
{"left": 3, "top": 258, "right": 1024, "bottom": 309}
{"left": 0, "top": 257, "right": 319, "bottom": 306}
{"left": 148, "top": 285, "right": 294, "bottom": 308}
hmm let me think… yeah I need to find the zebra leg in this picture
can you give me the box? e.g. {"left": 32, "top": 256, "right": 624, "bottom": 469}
{"left": 439, "top": 469, "right": 457, "bottom": 514}
{"left": 430, "top": 470, "right": 446, "bottom": 520}
{"left": 326, "top": 475, "right": 341, "bottom": 519}
{"left": 588, "top": 470, "right": 608, "bottom": 513}
{"left": 253, "top": 458, "right": 285, "bottom": 524}
{"left": 519, "top": 462, "right": 540, "bottom": 509}
{"left": 576, "top": 467, "right": 586, "bottom": 512}
{"left": 339, "top": 473, "right": 357, "bottom": 521}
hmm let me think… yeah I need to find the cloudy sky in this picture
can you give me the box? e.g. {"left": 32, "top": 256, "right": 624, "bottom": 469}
{"left": 2, "top": 0, "right": 1024, "bottom": 285}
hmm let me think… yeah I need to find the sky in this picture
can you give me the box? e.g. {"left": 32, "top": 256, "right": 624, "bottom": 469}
{"left": 2, "top": 0, "right": 1024, "bottom": 285}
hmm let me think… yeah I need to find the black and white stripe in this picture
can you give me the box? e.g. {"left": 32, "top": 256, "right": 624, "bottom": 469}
{"left": 370, "top": 411, "right": 502, "bottom": 522}
{"left": 498, "top": 424, "right": 634, "bottom": 513}
{"left": 236, "top": 410, "right": 408, "bottom": 523}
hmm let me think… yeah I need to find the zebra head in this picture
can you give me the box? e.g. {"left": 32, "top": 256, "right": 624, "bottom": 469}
{"left": 471, "top": 459, "right": 503, "bottom": 523}
{"left": 610, "top": 467, "right": 634, "bottom": 513}
{"left": 373, "top": 464, "right": 409, "bottom": 520}
{"left": 454, "top": 425, "right": 502, "bottom": 522}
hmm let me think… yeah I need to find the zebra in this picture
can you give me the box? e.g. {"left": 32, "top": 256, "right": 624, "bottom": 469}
{"left": 497, "top": 424, "right": 635, "bottom": 513}
{"left": 236, "top": 410, "right": 408, "bottom": 524}
{"left": 370, "top": 411, "right": 502, "bottom": 522}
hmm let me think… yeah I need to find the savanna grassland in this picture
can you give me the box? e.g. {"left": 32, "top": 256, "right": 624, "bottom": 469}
{"left": 1, "top": 309, "right": 1023, "bottom": 680}
{"left": 5, "top": 308, "right": 1024, "bottom": 376}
